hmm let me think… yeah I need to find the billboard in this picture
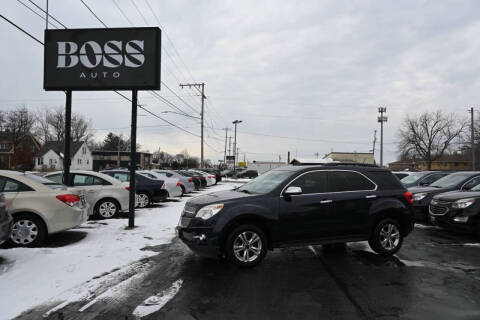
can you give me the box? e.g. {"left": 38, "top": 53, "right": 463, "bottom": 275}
{"left": 44, "top": 27, "right": 161, "bottom": 90}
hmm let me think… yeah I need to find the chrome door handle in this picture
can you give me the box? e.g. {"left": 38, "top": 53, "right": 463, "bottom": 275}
{"left": 365, "top": 195, "right": 377, "bottom": 199}
{"left": 320, "top": 200, "right": 332, "bottom": 204}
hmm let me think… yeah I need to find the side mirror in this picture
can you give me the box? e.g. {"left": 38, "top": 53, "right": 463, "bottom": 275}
{"left": 284, "top": 186, "right": 302, "bottom": 196}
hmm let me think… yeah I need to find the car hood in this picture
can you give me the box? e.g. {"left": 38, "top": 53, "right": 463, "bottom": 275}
{"left": 434, "top": 191, "right": 480, "bottom": 201}
{"left": 409, "top": 186, "right": 444, "bottom": 194}
{"left": 187, "top": 190, "right": 254, "bottom": 207}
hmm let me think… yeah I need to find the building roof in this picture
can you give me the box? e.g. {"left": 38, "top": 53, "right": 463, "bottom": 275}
{"left": 290, "top": 158, "right": 336, "bottom": 165}
{"left": 326, "top": 152, "right": 374, "bottom": 155}
{"left": 37, "top": 141, "right": 84, "bottom": 158}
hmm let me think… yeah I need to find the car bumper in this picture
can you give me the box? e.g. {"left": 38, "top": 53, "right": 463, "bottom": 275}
{"left": 176, "top": 218, "right": 220, "bottom": 258}
{"left": 0, "top": 213, "right": 13, "bottom": 243}
{"left": 169, "top": 187, "right": 183, "bottom": 198}
{"left": 431, "top": 215, "right": 477, "bottom": 234}
{"left": 412, "top": 204, "right": 428, "bottom": 221}
{"left": 152, "top": 190, "right": 169, "bottom": 203}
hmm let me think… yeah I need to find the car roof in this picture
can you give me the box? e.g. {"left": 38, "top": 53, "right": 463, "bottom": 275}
{"left": 272, "top": 164, "right": 388, "bottom": 173}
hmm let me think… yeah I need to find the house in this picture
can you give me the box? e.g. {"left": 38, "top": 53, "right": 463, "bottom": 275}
{"left": 389, "top": 153, "right": 471, "bottom": 171}
{"left": 34, "top": 141, "right": 93, "bottom": 171}
{"left": 0, "top": 131, "right": 41, "bottom": 170}
{"left": 91, "top": 150, "right": 152, "bottom": 171}
{"left": 324, "top": 152, "right": 375, "bottom": 164}
{"left": 289, "top": 158, "right": 336, "bottom": 165}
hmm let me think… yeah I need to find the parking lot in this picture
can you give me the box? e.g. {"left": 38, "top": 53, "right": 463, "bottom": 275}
{"left": 0, "top": 182, "right": 477, "bottom": 320}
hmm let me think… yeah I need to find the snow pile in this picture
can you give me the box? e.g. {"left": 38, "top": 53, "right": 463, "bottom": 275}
{"left": 132, "top": 278, "right": 183, "bottom": 318}
{"left": 0, "top": 183, "right": 238, "bottom": 319}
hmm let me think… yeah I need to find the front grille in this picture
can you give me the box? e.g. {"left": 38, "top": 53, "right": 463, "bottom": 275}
{"left": 429, "top": 204, "right": 448, "bottom": 216}
{"left": 182, "top": 204, "right": 197, "bottom": 218}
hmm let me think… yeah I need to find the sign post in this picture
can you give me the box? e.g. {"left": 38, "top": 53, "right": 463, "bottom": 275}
{"left": 44, "top": 27, "right": 161, "bottom": 228}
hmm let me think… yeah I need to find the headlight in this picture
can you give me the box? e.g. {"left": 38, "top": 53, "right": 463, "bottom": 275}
{"left": 452, "top": 198, "right": 475, "bottom": 209}
{"left": 413, "top": 192, "right": 427, "bottom": 201}
{"left": 195, "top": 203, "right": 224, "bottom": 220}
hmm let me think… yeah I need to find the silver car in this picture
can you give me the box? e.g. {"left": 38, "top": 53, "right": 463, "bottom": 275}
{"left": 0, "top": 170, "right": 89, "bottom": 247}
{"left": 45, "top": 170, "right": 130, "bottom": 219}
{"left": 151, "top": 169, "right": 195, "bottom": 194}
{"left": 138, "top": 170, "right": 183, "bottom": 197}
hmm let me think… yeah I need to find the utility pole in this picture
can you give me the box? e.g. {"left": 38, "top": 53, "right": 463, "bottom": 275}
{"left": 372, "top": 130, "right": 377, "bottom": 164}
{"left": 314, "top": 152, "right": 319, "bottom": 159}
{"left": 470, "top": 107, "right": 475, "bottom": 170}
{"left": 180, "top": 82, "right": 206, "bottom": 167}
{"left": 232, "top": 120, "right": 242, "bottom": 172}
{"left": 228, "top": 136, "right": 232, "bottom": 156}
{"left": 223, "top": 128, "right": 229, "bottom": 168}
{"left": 377, "top": 108, "right": 388, "bottom": 167}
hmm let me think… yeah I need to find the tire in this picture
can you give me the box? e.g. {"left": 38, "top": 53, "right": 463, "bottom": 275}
{"left": 137, "top": 192, "right": 151, "bottom": 208}
{"left": 9, "top": 213, "right": 47, "bottom": 247}
{"left": 369, "top": 218, "right": 403, "bottom": 256}
{"left": 225, "top": 224, "right": 267, "bottom": 268}
{"left": 95, "top": 199, "right": 119, "bottom": 219}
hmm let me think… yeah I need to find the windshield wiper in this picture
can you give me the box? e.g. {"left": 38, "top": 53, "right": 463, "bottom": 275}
{"left": 238, "top": 189, "right": 251, "bottom": 194}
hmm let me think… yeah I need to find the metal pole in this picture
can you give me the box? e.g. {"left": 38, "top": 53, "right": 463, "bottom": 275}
{"left": 128, "top": 90, "right": 138, "bottom": 228}
{"left": 200, "top": 83, "right": 205, "bottom": 168}
{"left": 223, "top": 128, "right": 228, "bottom": 168}
{"left": 45, "top": 0, "right": 49, "bottom": 29}
{"left": 380, "top": 118, "right": 384, "bottom": 167}
{"left": 63, "top": 90, "right": 72, "bottom": 186}
{"left": 233, "top": 122, "right": 237, "bottom": 172}
{"left": 471, "top": 107, "right": 475, "bottom": 170}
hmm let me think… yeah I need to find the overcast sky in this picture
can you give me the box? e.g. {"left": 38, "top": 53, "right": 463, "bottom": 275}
{"left": 2, "top": 0, "right": 480, "bottom": 165}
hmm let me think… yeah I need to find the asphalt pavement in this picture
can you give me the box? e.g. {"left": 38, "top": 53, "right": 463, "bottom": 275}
{"left": 15, "top": 224, "right": 480, "bottom": 320}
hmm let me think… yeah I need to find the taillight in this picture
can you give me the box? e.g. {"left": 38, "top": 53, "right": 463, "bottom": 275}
{"left": 161, "top": 183, "right": 166, "bottom": 189}
{"left": 56, "top": 194, "right": 80, "bottom": 207}
{"left": 176, "top": 181, "right": 181, "bottom": 187}
{"left": 195, "top": 176, "right": 200, "bottom": 180}
{"left": 125, "top": 186, "right": 130, "bottom": 191}
{"left": 404, "top": 191, "right": 413, "bottom": 205}
{"left": 188, "top": 178, "right": 193, "bottom": 182}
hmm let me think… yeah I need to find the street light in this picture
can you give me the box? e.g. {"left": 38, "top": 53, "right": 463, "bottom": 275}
{"left": 232, "top": 120, "right": 242, "bottom": 172}
{"left": 377, "top": 107, "right": 388, "bottom": 167}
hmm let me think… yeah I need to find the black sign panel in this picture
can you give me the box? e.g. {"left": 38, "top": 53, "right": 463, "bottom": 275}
{"left": 226, "top": 156, "right": 235, "bottom": 160}
{"left": 44, "top": 27, "right": 161, "bottom": 90}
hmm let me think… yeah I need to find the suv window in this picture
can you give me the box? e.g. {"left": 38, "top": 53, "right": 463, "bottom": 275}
{"left": 290, "top": 171, "right": 327, "bottom": 194}
{"left": 113, "top": 172, "right": 130, "bottom": 182}
{"left": 328, "top": 171, "right": 375, "bottom": 192}
{"left": 420, "top": 173, "right": 446, "bottom": 185}
{"left": 462, "top": 176, "right": 480, "bottom": 190}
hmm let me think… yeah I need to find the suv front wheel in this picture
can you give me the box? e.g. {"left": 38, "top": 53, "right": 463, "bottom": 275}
{"left": 369, "top": 218, "right": 403, "bottom": 255}
{"left": 225, "top": 224, "right": 267, "bottom": 268}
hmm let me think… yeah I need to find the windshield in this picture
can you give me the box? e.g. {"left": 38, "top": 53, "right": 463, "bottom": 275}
{"left": 401, "top": 172, "right": 428, "bottom": 184}
{"left": 430, "top": 174, "right": 469, "bottom": 188}
{"left": 24, "top": 174, "right": 64, "bottom": 189}
{"left": 237, "top": 170, "right": 293, "bottom": 194}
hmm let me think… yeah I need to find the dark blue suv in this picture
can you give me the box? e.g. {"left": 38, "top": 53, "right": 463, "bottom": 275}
{"left": 177, "top": 164, "right": 414, "bottom": 267}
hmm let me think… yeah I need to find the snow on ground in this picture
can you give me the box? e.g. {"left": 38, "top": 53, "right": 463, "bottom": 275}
{"left": 222, "top": 178, "right": 251, "bottom": 183}
{"left": 0, "top": 183, "right": 238, "bottom": 320}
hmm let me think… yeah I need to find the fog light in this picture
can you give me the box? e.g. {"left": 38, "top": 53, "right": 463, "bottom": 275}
{"left": 193, "top": 234, "right": 206, "bottom": 241}
{"left": 453, "top": 216, "right": 469, "bottom": 223}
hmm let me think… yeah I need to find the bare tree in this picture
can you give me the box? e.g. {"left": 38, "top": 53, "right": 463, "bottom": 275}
{"left": 4, "top": 106, "right": 36, "bottom": 169}
{"left": 398, "top": 110, "right": 466, "bottom": 170}
{"left": 46, "top": 107, "right": 93, "bottom": 143}
{"left": 34, "top": 108, "right": 53, "bottom": 144}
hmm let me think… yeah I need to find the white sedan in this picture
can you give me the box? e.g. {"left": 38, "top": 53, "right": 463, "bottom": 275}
{"left": 138, "top": 170, "right": 183, "bottom": 197}
{"left": 45, "top": 170, "right": 130, "bottom": 218}
{"left": 0, "top": 170, "right": 89, "bottom": 247}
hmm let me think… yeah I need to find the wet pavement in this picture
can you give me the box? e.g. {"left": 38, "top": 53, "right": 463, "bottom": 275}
{"left": 16, "top": 224, "right": 480, "bottom": 320}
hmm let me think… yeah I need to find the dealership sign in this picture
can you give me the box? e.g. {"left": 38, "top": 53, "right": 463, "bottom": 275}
{"left": 44, "top": 27, "right": 161, "bottom": 90}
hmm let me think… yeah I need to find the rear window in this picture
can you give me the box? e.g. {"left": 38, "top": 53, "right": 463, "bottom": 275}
{"left": 366, "top": 171, "right": 404, "bottom": 190}
{"left": 328, "top": 171, "right": 376, "bottom": 192}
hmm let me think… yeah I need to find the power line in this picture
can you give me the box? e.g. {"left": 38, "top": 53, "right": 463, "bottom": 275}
{"left": 16, "top": 0, "right": 60, "bottom": 29}
{"left": 26, "top": 0, "right": 67, "bottom": 28}
{"left": 111, "top": 0, "right": 134, "bottom": 26}
{"left": 0, "top": 13, "right": 43, "bottom": 45}
{"left": 79, "top": 0, "right": 108, "bottom": 28}
{"left": 129, "top": 0, "right": 149, "bottom": 25}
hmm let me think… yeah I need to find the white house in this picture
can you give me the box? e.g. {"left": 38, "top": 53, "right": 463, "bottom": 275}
{"left": 34, "top": 141, "right": 93, "bottom": 171}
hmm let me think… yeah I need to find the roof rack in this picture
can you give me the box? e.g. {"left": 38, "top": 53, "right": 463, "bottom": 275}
{"left": 293, "top": 162, "right": 380, "bottom": 168}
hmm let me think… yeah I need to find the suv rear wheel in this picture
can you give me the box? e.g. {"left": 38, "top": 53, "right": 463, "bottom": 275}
{"left": 225, "top": 224, "right": 267, "bottom": 268}
{"left": 369, "top": 218, "right": 403, "bottom": 255}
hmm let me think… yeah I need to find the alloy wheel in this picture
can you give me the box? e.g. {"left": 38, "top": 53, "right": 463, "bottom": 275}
{"left": 137, "top": 194, "right": 149, "bottom": 208}
{"left": 379, "top": 223, "right": 400, "bottom": 251}
{"left": 233, "top": 231, "right": 263, "bottom": 262}
{"left": 11, "top": 219, "right": 39, "bottom": 245}
{"left": 98, "top": 201, "right": 117, "bottom": 218}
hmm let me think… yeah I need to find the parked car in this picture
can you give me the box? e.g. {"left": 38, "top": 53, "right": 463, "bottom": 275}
{"left": 138, "top": 170, "right": 183, "bottom": 198}
{"left": 236, "top": 170, "right": 259, "bottom": 179}
{"left": 393, "top": 171, "right": 413, "bottom": 180}
{"left": 223, "top": 168, "right": 246, "bottom": 178}
{"left": 400, "top": 171, "right": 451, "bottom": 188}
{"left": 429, "top": 184, "right": 480, "bottom": 236}
{"left": 0, "top": 170, "right": 89, "bottom": 247}
{"left": 100, "top": 170, "right": 168, "bottom": 208}
{"left": 44, "top": 171, "right": 130, "bottom": 219}
{"left": 0, "top": 193, "right": 13, "bottom": 245}
{"left": 152, "top": 169, "right": 195, "bottom": 194}
{"left": 177, "top": 171, "right": 202, "bottom": 190}
{"left": 409, "top": 172, "right": 480, "bottom": 222}
{"left": 200, "top": 168, "right": 222, "bottom": 183}
{"left": 189, "top": 170, "right": 214, "bottom": 186}
{"left": 177, "top": 164, "right": 414, "bottom": 267}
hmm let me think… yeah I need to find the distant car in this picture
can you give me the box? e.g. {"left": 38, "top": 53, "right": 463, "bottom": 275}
{"left": 409, "top": 172, "right": 480, "bottom": 222}
{"left": 189, "top": 170, "right": 215, "bottom": 186}
{"left": 0, "top": 193, "right": 13, "bottom": 245}
{"left": 236, "top": 170, "right": 259, "bottom": 179}
{"left": 138, "top": 170, "right": 183, "bottom": 198}
{"left": 44, "top": 171, "right": 130, "bottom": 219}
{"left": 400, "top": 171, "right": 451, "bottom": 188}
{"left": 429, "top": 184, "right": 480, "bottom": 237}
{"left": 152, "top": 169, "right": 195, "bottom": 194}
{"left": 223, "top": 168, "right": 246, "bottom": 177}
{"left": 200, "top": 168, "right": 222, "bottom": 183}
{"left": 177, "top": 171, "right": 202, "bottom": 190}
{"left": 0, "top": 170, "right": 89, "bottom": 247}
{"left": 392, "top": 171, "right": 413, "bottom": 180}
{"left": 101, "top": 170, "right": 168, "bottom": 208}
